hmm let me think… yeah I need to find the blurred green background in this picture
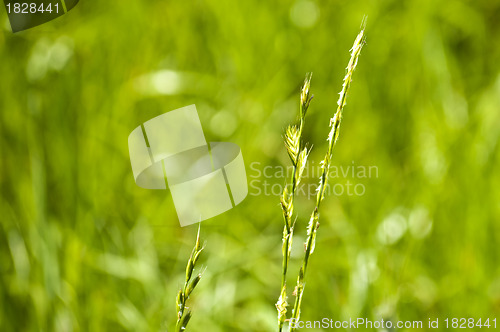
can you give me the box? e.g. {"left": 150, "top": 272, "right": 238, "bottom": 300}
{"left": 1, "top": 0, "right": 500, "bottom": 331}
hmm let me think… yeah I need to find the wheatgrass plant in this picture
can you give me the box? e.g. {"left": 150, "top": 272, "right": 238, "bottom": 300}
{"left": 276, "top": 74, "right": 314, "bottom": 332}
{"left": 174, "top": 20, "right": 365, "bottom": 332}
{"left": 175, "top": 224, "right": 205, "bottom": 332}
{"left": 288, "top": 21, "right": 366, "bottom": 331}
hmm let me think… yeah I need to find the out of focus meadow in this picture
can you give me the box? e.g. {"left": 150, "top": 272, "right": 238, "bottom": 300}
{"left": 1, "top": 0, "right": 500, "bottom": 331}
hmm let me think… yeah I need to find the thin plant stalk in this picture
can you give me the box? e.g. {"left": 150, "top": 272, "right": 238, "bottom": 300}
{"left": 289, "top": 20, "right": 366, "bottom": 331}
{"left": 175, "top": 224, "right": 204, "bottom": 332}
{"left": 276, "top": 73, "right": 313, "bottom": 332}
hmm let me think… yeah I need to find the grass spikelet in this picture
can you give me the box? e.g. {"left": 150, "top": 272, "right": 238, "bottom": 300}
{"left": 289, "top": 19, "right": 366, "bottom": 331}
{"left": 176, "top": 224, "right": 205, "bottom": 332}
{"left": 276, "top": 73, "right": 314, "bottom": 332}
{"left": 284, "top": 125, "right": 300, "bottom": 164}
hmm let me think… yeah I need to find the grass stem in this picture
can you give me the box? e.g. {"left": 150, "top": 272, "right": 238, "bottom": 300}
{"left": 175, "top": 224, "right": 204, "bottom": 332}
{"left": 289, "top": 19, "right": 366, "bottom": 331}
{"left": 276, "top": 73, "right": 313, "bottom": 332}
